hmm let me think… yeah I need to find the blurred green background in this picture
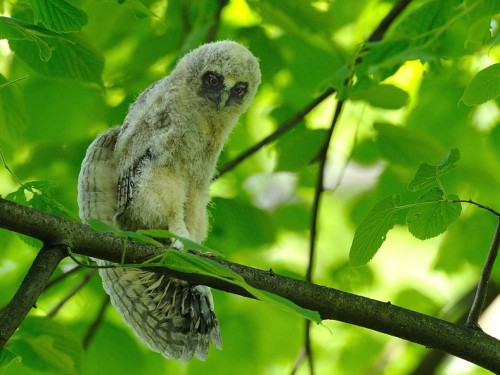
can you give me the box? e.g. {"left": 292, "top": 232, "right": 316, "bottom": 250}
{"left": 0, "top": 0, "right": 499, "bottom": 374}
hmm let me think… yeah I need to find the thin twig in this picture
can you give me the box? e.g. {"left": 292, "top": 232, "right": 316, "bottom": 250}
{"left": 46, "top": 269, "right": 97, "bottom": 318}
{"left": 466, "top": 218, "right": 500, "bottom": 328}
{"left": 367, "top": 0, "right": 413, "bottom": 42}
{"left": 0, "top": 148, "right": 24, "bottom": 187}
{"left": 297, "top": 0, "right": 415, "bottom": 372}
{"left": 44, "top": 265, "right": 82, "bottom": 291}
{"left": 290, "top": 347, "right": 307, "bottom": 375}
{"left": 306, "top": 100, "right": 344, "bottom": 282}
{"left": 0, "top": 244, "right": 67, "bottom": 348}
{"left": 216, "top": 88, "right": 335, "bottom": 178}
{"left": 453, "top": 199, "right": 500, "bottom": 218}
{"left": 83, "top": 295, "right": 110, "bottom": 349}
{"left": 205, "top": 0, "right": 229, "bottom": 43}
{"left": 299, "top": 100, "right": 344, "bottom": 375}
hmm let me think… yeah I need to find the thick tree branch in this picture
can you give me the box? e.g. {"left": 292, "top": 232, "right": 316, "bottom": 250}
{"left": 0, "top": 198, "right": 499, "bottom": 372}
{"left": 411, "top": 282, "right": 500, "bottom": 375}
{"left": 0, "top": 243, "right": 66, "bottom": 347}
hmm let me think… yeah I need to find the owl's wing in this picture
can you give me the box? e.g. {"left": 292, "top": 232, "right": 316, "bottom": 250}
{"left": 78, "top": 127, "right": 120, "bottom": 225}
{"left": 78, "top": 128, "right": 221, "bottom": 361}
{"left": 115, "top": 147, "right": 155, "bottom": 229}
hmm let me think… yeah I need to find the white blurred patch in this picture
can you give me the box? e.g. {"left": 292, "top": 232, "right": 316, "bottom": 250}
{"left": 244, "top": 172, "right": 297, "bottom": 210}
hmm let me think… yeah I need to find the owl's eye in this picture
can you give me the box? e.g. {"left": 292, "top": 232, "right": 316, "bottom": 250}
{"left": 203, "top": 71, "right": 223, "bottom": 88}
{"left": 231, "top": 82, "right": 248, "bottom": 97}
{"left": 208, "top": 75, "right": 219, "bottom": 87}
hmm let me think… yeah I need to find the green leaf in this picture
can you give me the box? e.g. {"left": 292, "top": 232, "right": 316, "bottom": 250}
{"left": 9, "top": 36, "right": 103, "bottom": 85}
{"left": 349, "top": 194, "right": 401, "bottom": 267}
{"left": 275, "top": 123, "right": 327, "bottom": 171}
{"left": 0, "top": 74, "right": 28, "bottom": 144}
{"left": 157, "top": 249, "right": 321, "bottom": 323}
{"left": 406, "top": 188, "right": 461, "bottom": 240}
{"left": 5, "top": 181, "right": 78, "bottom": 247}
{"left": 87, "top": 219, "right": 163, "bottom": 247}
{"left": 396, "top": 0, "right": 454, "bottom": 37}
{"left": 350, "top": 84, "right": 409, "bottom": 109}
{"left": 32, "top": 0, "right": 88, "bottom": 32}
{"left": 375, "top": 123, "right": 445, "bottom": 166}
{"left": 137, "top": 228, "right": 223, "bottom": 256}
{"left": 461, "top": 63, "right": 500, "bottom": 105}
{"left": 407, "top": 148, "right": 460, "bottom": 191}
{"left": 0, "top": 16, "right": 61, "bottom": 61}
{"left": 8, "top": 316, "right": 83, "bottom": 374}
{"left": 0, "top": 348, "right": 21, "bottom": 374}
{"left": 6, "top": 181, "right": 80, "bottom": 222}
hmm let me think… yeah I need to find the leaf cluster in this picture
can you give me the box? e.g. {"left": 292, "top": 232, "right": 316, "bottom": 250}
{"left": 1, "top": 0, "right": 500, "bottom": 374}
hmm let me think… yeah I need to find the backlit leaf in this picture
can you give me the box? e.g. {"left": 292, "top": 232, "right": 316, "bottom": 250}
{"left": 8, "top": 317, "right": 83, "bottom": 374}
{"left": 462, "top": 63, "right": 500, "bottom": 105}
{"left": 407, "top": 188, "right": 461, "bottom": 240}
{"left": 349, "top": 194, "right": 401, "bottom": 267}
{"left": 32, "top": 0, "right": 88, "bottom": 32}
{"left": 407, "top": 148, "right": 460, "bottom": 191}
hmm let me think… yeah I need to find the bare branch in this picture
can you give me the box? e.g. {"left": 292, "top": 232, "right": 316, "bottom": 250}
{"left": 47, "top": 270, "right": 97, "bottom": 318}
{"left": 0, "top": 243, "right": 66, "bottom": 348}
{"left": 216, "top": 88, "right": 335, "bottom": 178}
{"left": 466, "top": 218, "right": 500, "bottom": 328}
{"left": 44, "top": 265, "right": 82, "bottom": 291}
{"left": 452, "top": 199, "right": 500, "bottom": 218}
{"left": 1, "top": 198, "right": 500, "bottom": 372}
{"left": 83, "top": 295, "right": 110, "bottom": 349}
{"left": 205, "top": 0, "right": 229, "bottom": 43}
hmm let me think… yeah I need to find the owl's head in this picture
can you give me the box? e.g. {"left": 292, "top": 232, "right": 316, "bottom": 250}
{"left": 175, "top": 41, "right": 261, "bottom": 114}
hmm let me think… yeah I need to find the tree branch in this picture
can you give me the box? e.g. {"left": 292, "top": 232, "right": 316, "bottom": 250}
{"left": 0, "top": 242, "right": 66, "bottom": 347}
{"left": 466, "top": 218, "right": 500, "bottom": 328}
{"left": 411, "top": 282, "right": 500, "bottom": 375}
{"left": 205, "top": 0, "right": 229, "bottom": 43}
{"left": 82, "top": 295, "right": 109, "bottom": 349}
{"left": 0, "top": 198, "right": 499, "bottom": 371}
{"left": 46, "top": 269, "right": 97, "bottom": 318}
{"left": 216, "top": 88, "right": 335, "bottom": 178}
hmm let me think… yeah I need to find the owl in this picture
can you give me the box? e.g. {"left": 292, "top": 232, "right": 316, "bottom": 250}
{"left": 77, "top": 41, "right": 261, "bottom": 361}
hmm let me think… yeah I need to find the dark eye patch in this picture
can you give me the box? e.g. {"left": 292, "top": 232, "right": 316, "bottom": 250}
{"left": 202, "top": 71, "right": 224, "bottom": 88}
{"left": 231, "top": 82, "right": 248, "bottom": 97}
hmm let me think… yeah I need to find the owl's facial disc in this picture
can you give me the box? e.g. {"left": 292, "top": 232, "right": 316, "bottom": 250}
{"left": 199, "top": 71, "right": 249, "bottom": 109}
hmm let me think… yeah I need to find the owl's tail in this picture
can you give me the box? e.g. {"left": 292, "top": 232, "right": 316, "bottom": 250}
{"left": 97, "top": 261, "right": 222, "bottom": 361}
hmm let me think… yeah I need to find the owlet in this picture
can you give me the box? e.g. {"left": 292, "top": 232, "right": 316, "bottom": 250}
{"left": 77, "top": 41, "right": 261, "bottom": 361}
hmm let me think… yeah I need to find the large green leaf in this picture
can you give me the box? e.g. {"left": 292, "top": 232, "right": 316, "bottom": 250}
{"left": 375, "top": 123, "right": 445, "bottom": 166}
{"left": 155, "top": 249, "right": 321, "bottom": 324}
{"left": 32, "top": 0, "right": 88, "bottom": 32}
{"left": 406, "top": 188, "right": 461, "bottom": 240}
{"left": 0, "top": 16, "right": 61, "bottom": 60}
{"left": 349, "top": 194, "right": 401, "bottom": 267}
{"left": 9, "top": 36, "right": 103, "bottom": 85}
{"left": 8, "top": 317, "right": 83, "bottom": 374}
{"left": 407, "top": 148, "right": 460, "bottom": 191}
{"left": 350, "top": 84, "right": 409, "bottom": 109}
{"left": 462, "top": 63, "right": 500, "bottom": 105}
{"left": 0, "top": 349, "right": 21, "bottom": 375}
{"left": 275, "top": 122, "right": 327, "bottom": 171}
{"left": 137, "top": 229, "right": 320, "bottom": 323}
{"left": 0, "top": 74, "right": 27, "bottom": 144}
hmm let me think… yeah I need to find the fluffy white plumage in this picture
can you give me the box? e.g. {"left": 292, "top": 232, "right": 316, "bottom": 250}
{"left": 77, "top": 41, "right": 260, "bottom": 361}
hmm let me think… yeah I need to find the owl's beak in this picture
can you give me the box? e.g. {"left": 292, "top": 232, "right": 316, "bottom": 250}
{"left": 218, "top": 89, "right": 230, "bottom": 109}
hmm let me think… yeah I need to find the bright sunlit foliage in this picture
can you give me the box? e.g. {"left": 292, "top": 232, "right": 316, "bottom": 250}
{"left": 0, "top": 0, "right": 499, "bottom": 374}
